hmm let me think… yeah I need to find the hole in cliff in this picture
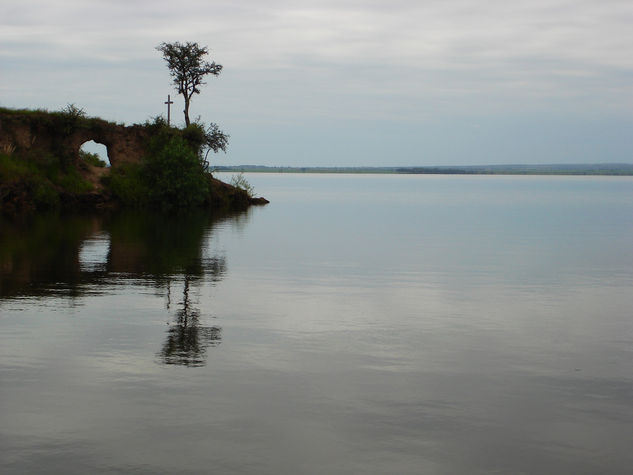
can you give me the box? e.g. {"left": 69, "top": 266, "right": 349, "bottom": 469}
{"left": 80, "top": 140, "right": 110, "bottom": 167}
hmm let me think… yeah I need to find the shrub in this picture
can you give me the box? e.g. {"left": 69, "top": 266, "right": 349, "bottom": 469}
{"left": 182, "top": 122, "right": 207, "bottom": 150}
{"left": 60, "top": 103, "right": 86, "bottom": 119}
{"left": 0, "top": 152, "right": 30, "bottom": 181}
{"left": 55, "top": 168, "right": 94, "bottom": 194}
{"left": 230, "top": 172, "right": 254, "bottom": 197}
{"left": 143, "top": 115, "right": 168, "bottom": 132}
{"left": 144, "top": 134, "right": 208, "bottom": 209}
{"left": 0, "top": 152, "right": 60, "bottom": 210}
{"left": 106, "top": 162, "right": 149, "bottom": 207}
{"left": 31, "top": 178, "right": 60, "bottom": 209}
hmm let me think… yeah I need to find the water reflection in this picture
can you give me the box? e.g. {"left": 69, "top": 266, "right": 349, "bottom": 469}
{"left": 0, "top": 210, "right": 247, "bottom": 367}
{"left": 106, "top": 211, "right": 227, "bottom": 281}
{"left": 0, "top": 214, "right": 101, "bottom": 298}
{"left": 0, "top": 211, "right": 241, "bottom": 298}
{"left": 160, "top": 275, "right": 222, "bottom": 367}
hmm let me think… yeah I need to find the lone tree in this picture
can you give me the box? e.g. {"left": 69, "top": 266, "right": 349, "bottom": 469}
{"left": 156, "top": 41, "right": 223, "bottom": 127}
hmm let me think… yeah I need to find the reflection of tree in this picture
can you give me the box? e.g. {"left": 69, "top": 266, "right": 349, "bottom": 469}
{"left": 159, "top": 275, "right": 221, "bottom": 367}
{"left": 0, "top": 209, "right": 244, "bottom": 367}
{"left": 106, "top": 211, "right": 221, "bottom": 279}
{"left": 0, "top": 210, "right": 239, "bottom": 299}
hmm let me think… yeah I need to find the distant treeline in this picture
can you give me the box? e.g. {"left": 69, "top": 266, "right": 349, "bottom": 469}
{"left": 215, "top": 164, "right": 633, "bottom": 176}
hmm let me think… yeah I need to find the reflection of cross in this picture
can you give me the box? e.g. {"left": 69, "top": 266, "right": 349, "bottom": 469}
{"left": 164, "top": 94, "right": 174, "bottom": 126}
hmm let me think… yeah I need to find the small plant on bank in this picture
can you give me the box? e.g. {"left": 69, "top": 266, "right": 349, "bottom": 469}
{"left": 61, "top": 103, "right": 86, "bottom": 119}
{"left": 230, "top": 172, "right": 254, "bottom": 197}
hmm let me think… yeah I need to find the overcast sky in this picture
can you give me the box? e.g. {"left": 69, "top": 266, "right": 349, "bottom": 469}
{"left": 2, "top": 0, "right": 632, "bottom": 166}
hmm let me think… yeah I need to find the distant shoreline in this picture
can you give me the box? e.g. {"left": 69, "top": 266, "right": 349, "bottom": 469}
{"left": 215, "top": 164, "right": 633, "bottom": 176}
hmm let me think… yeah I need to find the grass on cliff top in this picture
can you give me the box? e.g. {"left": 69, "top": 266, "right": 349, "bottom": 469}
{"left": 0, "top": 105, "right": 125, "bottom": 129}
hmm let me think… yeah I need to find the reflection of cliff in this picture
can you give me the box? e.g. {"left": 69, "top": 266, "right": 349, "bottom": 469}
{"left": 0, "top": 210, "right": 237, "bottom": 298}
{"left": 105, "top": 211, "right": 226, "bottom": 280}
{"left": 0, "top": 215, "right": 102, "bottom": 297}
{"left": 0, "top": 210, "right": 243, "bottom": 367}
{"left": 159, "top": 275, "right": 221, "bottom": 367}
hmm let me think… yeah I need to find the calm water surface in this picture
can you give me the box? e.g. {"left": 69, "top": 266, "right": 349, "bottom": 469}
{"left": 1, "top": 174, "right": 633, "bottom": 474}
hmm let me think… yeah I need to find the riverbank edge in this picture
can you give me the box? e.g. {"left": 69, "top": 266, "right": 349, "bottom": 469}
{"left": 0, "top": 173, "right": 269, "bottom": 217}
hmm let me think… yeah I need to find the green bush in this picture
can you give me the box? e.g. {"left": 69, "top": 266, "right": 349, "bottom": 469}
{"left": 0, "top": 152, "right": 61, "bottom": 210}
{"left": 55, "top": 168, "right": 94, "bottom": 194}
{"left": 106, "top": 162, "right": 149, "bottom": 207}
{"left": 29, "top": 153, "right": 94, "bottom": 194}
{"left": 144, "top": 134, "right": 208, "bottom": 209}
{"left": 143, "top": 115, "right": 168, "bottom": 133}
{"left": 31, "top": 178, "right": 60, "bottom": 209}
{"left": 0, "top": 152, "right": 30, "bottom": 180}
{"left": 105, "top": 131, "right": 209, "bottom": 210}
{"left": 181, "top": 122, "right": 207, "bottom": 150}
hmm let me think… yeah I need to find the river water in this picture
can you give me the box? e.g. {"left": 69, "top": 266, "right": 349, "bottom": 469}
{"left": 1, "top": 174, "right": 633, "bottom": 474}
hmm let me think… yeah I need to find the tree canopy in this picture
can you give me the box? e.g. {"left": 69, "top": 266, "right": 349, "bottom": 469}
{"left": 156, "top": 41, "right": 223, "bottom": 126}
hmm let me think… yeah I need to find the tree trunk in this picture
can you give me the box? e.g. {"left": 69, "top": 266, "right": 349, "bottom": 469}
{"left": 183, "top": 96, "right": 191, "bottom": 127}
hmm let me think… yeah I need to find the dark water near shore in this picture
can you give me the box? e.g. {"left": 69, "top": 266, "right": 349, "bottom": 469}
{"left": 2, "top": 174, "right": 633, "bottom": 474}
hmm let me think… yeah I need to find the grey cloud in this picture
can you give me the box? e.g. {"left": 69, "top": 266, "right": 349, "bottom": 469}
{"left": 1, "top": 0, "right": 631, "bottom": 165}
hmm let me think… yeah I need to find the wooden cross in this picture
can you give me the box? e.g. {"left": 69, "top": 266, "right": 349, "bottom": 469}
{"left": 164, "top": 94, "right": 174, "bottom": 126}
